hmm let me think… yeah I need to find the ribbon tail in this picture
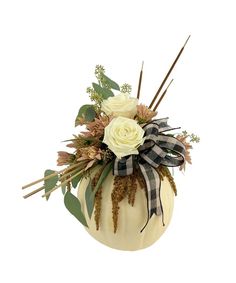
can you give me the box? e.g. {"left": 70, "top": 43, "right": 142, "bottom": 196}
{"left": 139, "top": 163, "right": 164, "bottom": 233}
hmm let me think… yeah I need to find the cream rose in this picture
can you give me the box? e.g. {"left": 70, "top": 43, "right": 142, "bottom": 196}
{"left": 103, "top": 116, "right": 145, "bottom": 159}
{"left": 101, "top": 93, "right": 138, "bottom": 118}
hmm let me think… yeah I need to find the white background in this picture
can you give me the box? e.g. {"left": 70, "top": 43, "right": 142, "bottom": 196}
{"left": 0, "top": 0, "right": 235, "bottom": 282}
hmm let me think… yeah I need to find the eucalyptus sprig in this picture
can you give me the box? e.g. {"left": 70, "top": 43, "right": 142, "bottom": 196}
{"left": 120, "top": 83, "right": 132, "bottom": 94}
{"left": 181, "top": 130, "right": 200, "bottom": 143}
{"left": 75, "top": 65, "right": 121, "bottom": 126}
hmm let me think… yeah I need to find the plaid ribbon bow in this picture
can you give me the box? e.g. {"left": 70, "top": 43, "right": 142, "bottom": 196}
{"left": 113, "top": 118, "right": 186, "bottom": 232}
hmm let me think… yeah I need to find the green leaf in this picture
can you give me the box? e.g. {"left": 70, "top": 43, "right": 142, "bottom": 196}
{"left": 64, "top": 191, "right": 88, "bottom": 227}
{"left": 44, "top": 170, "right": 59, "bottom": 201}
{"left": 101, "top": 73, "right": 120, "bottom": 91}
{"left": 93, "top": 161, "right": 113, "bottom": 196}
{"left": 92, "top": 83, "right": 114, "bottom": 99}
{"left": 85, "top": 107, "right": 96, "bottom": 122}
{"left": 85, "top": 180, "right": 95, "bottom": 218}
{"left": 78, "top": 104, "right": 93, "bottom": 117}
{"left": 71, "top": 173, "right": 83, "bottom": 189}
{"left": 75, "top": 104, "right": 94, "bottom": 126}
{"left": 61, "top": 184, "right": 66, "bottom": 195}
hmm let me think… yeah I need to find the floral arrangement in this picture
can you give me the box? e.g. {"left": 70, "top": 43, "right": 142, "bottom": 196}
{"left": 22, "top": 36, "right": 199, "bottom": 233}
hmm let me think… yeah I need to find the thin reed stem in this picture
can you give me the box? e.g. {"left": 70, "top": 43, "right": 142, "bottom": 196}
{"left": 153, "top": 79, "right": 174, "bottom": 111}
{"left": 23, "top": 186, "right": 45, "bottom": 199}
{"left": 137, "top": 61, "right": 144, "bottom": 99}
{"left": 22, "top": 163, "right": 83, "bottom": 190}
{"left": 149, "top": 35, "right": 191, "bottom": 109}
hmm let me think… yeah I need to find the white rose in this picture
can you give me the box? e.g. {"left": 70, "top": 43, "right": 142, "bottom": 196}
{"left": 103, "top": 116, "right": 145, "bottom": 159}
{"left": 101, "top": 92, "right": 138, "bottom": 118}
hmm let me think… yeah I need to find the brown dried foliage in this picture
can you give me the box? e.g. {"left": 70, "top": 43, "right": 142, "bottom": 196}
{"left": 111, "top": 176, "right": 128, "bottom": 233}
{"left": 176, "top": 134, "right": 193, "bottom": 171}
{"left": 91, "top": 168, "right": 104, "bottom": 231}
{"left": 134, "top": 169, "right": 146, "bottom": 190}
{"left": 111, "top": 171, "right": 146, "bottom": 233}
{"left": 127, "top": 175, "right": 137, "bottom": 206}
{"left": 157, "top": 166, "right": 177, "bottom": 196}
{"left": 92, "top": 166, "right": 176, "bottom": 233}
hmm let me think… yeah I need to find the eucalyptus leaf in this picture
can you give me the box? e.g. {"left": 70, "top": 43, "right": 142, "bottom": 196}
{"left": 85, "top": 180, "right": 95, "bottom": 218}
{"left": 93, "top": 161, "right": 113, "bottom": 196}
{"left": 64, "top": 191, "right": 88, "bottom": 227}
{"left": 44, "top": 170, "right": 59, "bottom": 201}
{"left": 78, "top": 104, "right": 93, "bottom": 117}
{"left": 61, "top": 184, "right": 66, "bottom": 195}
{"left": 101, "top": 73, "right": 120, "bottom": 91}
{"left": 71, "top": 173, "right": 83, "bottom": 189}
{"left": 75, "top": 104, "right": 94, "bottom": 126}
{"left": 92, "top": 83, "right": 114, "bottom": 99}
{"left": 85, "top": 107, "right": 96, "bottom": 122}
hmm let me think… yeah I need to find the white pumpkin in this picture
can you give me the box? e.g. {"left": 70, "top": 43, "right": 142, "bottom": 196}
{"left": 77, "top": 168, "right": 174, "bottom": 251}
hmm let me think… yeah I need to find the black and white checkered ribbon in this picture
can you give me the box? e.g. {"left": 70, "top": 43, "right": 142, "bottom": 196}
{"left": 113, "top": 118, "right": 186, "bottom": 232}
